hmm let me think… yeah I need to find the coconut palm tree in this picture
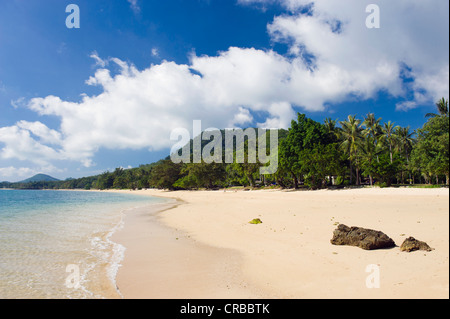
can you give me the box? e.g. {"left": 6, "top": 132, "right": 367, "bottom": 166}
{"left": 324, "top": 117, "right": 340, "bottom": 141}
{"left": 339, "top": 115, "right": 363, "bottom": 185}
{"left": 324, "top": 117, "right": 337, "bottom": 133}
{"left": 362, "top": 113, "right": 383, "bottom": 139}
{"left": 395, "top": 126, "right": 416, "bottom": 184}
{"left": 359, "top": 135, "right": 383, "bottom": 186}
{"left": 362, "top": 113, "right": 383, "bottom": 162}
{"left": 425, "top": 97, "right": 449, "bottom": 118}
{"left": 381, "top": 121, "right": 399, "bottom": 164}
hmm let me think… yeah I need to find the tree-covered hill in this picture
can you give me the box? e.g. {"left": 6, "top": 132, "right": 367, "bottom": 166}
{"left": 19, "top": 174, "right": 60, "bottom": 183}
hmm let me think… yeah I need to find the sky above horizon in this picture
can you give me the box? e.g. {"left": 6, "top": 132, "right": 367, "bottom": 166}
{"left": 0, "top": 0, "right": 449, "bottom": 182}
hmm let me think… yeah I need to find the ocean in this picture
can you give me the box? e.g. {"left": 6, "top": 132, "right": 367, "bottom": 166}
{"left": 0, "top": 189, "right": 166, "bottom": 299}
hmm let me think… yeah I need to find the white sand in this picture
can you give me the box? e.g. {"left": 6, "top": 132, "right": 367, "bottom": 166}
{"left": 111, "top": 187, "right": 449, "bottom": 299}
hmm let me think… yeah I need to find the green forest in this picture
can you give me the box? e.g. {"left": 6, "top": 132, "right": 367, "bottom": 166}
{"left": 2, "top": 98, "right": 448, "bottom": 191}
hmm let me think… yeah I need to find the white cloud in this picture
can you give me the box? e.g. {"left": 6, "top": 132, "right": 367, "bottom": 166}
{"left": 232, "top": 107, "right": 253, "bottom": 126}
{"left": 413, "top": 67, "right": 450, "bottom": 106}
{"left": 127, "top": 0, "right": 140, "bottom": 13}
{"left": 0, "top": 166, "right": 34, "bottom": 180}
{"left": 0, "top": 124, "right": 64, "bottom": 165}
{"left": 396, "top": 101, "right": 417, "bottom": 112}
{"left": 259, "top": 102, "right": 296, "bottom": 129}
{"left": 190, "top": 47, "right": 293, "bottom": 109}
{"left": 11, "top": 97, "right": 26, "bottom": 109}
{"left": 90, "top": 51, "right": 107, "bottom": 68}
{"left": 248, "top": 0, "right": 450, "bottom": 107}
{"left": 16, "top": 121, "right": 62, "bottom": 145}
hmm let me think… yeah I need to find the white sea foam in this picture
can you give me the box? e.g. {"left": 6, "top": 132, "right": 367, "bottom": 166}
{"left": 104, "top": 209, "right": 127, "bottom": 298}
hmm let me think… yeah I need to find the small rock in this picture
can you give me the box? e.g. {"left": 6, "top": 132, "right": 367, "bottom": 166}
{"left": 400, "top": 237, "right": 434, "bottom": 252}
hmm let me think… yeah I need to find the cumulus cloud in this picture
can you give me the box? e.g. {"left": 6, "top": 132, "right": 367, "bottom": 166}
{"left": 248, "top": 0, "right": 450, "bottom": 108}
{"left": 0, "top": 0, "right": 448, "bottom": 173}
{"left": 0, "top": 124, "right": 64, "bottom": 165}
{"left": 0, "top": 166, "right": 34, "bottom": 180}
{"left": 27, "top": 52, "right": 282, "bottom": 159}
{"left": 232, "top": 107, "right": 254, "bottom": 126}
{"left": 16, "top": 121, "right": 62, "bottom": 145}
{"left": 396, "top": 101, "right": 417, "bottom": 112}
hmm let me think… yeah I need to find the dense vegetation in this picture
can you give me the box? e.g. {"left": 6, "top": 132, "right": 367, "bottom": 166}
{"left": 2, "top": 98, "right": 448, "bottom": 190}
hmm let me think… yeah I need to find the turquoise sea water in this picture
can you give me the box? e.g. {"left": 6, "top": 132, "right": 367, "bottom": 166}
{"left": 0, "top": 189, "right": 165, "bottom": 299}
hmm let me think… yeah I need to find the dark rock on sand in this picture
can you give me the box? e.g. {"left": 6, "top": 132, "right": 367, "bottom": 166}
{"left": 331, "top": 224, "right": 396, "bottom": 250}
{"left": 400, "top": 237, "right": 434, "bottom": 252}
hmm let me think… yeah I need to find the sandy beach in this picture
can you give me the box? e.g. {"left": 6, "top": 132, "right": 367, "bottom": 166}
{"left": 111, "top": 187, "right": 449, "bottom": 299}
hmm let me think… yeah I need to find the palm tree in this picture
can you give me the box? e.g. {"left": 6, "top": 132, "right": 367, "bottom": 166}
{"left": 381, "top": 121, "right": 399, "bottom": 164}
{"left": 361, "top": 113, "right": 384, "bottom": 185}
{"left": 425, "top": 97, "right": 449, "bottom": 118}
{"left": 395, "top": 126, "right": 415, "bottom": 184}
{"left": 362, "top": 113, "right": 383, "bottom": 140}
{"left": 324, "top": 117, "right": 340, "bottom": 141}
{"left": 359, "top": 135, "right": 383, "bottom": 186}
{"left": 324, "top": 117, "right": 337, "bottom": 133}
{"left": 362, "top": 113, "right": 383, "bottom": 162}
{"left": 339, "top": 115, "right": 363, "bottom": 185}
{"left": 362, "top": 113, "right": 382, "bottom": 137}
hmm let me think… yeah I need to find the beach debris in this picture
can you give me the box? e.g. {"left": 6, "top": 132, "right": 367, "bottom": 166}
{"left": 249, "top": 218, "right": 263, "bottom": 224}
{"left": 330, "top": 224, "right": 396, "bottom": 250}
{"left": 400, "top": 237, "right": 434, "bottom": 252}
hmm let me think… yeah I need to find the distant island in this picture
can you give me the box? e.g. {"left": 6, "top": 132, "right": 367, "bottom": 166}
{"left": 0, "top": 174, "right": 60, "bottom": 189}
{"left": 19, "top": 174, "right": 60, "bottom": 183}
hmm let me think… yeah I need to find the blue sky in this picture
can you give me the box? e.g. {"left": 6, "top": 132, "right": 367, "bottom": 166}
{"left": 0, "top": 0, "right": 448, "bottom": 182}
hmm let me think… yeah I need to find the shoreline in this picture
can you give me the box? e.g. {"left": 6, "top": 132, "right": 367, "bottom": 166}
{"left": 108, "top": 187, "right": 449, "bottom": 299}
{"left": 110, "top": 196, "right": 265, "bottom": 298}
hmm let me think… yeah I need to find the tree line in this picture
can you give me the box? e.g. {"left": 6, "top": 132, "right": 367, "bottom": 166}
{"left": 2, "top": 98, "right": 448, "bottom": 190}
